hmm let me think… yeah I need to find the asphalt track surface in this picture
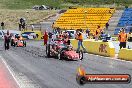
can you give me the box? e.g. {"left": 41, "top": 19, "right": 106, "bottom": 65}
{"left": 0, "top": 40, "right": 132, "bottom": 88}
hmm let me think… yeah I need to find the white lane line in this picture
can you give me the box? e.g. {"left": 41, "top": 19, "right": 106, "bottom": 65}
{"left": 0, "top": 56, "right": 21, "bottom": 88}
{"left": 86, "top": 53, "right": 132, "bottom": 64}
{"left": 110, "top": 57, "right": 132, "bottom": 64}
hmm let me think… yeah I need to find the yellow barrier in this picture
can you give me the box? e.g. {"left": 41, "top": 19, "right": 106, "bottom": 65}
{"left": 118, "top": 48, "right": 132, "bottom": 61}
{"left": 21, "top": 30, "right": 43, "bottom": 40}
{"left": 70, "top": 39, "right": 115, "bottom": 57}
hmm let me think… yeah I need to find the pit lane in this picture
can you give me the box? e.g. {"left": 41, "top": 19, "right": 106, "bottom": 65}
{"left": 0, "top": 40, "right": 132, "bottom": 88}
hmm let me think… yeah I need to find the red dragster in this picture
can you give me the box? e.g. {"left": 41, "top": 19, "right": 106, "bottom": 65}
{"left": 46, "top": 39, "right": 83, "bottom": 60}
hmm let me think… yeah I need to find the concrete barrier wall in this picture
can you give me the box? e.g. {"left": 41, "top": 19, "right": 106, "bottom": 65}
{"left": 118, "top": 48, "right": 132, "bottom": 61}
{"left": 70, "top": 39, "right": 115, "bottom": 57}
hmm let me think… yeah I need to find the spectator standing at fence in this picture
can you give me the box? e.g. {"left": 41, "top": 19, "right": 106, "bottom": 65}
{"left": 105, "top": 23, "right": 109, "bottom": 30}
{"left": 118, "top": 28, "right": 128, "bottom": 49}
{"left": 105, "top": 22, "right": 109, "bottom": 34}
{"left": 86, "top": 29, "right": 90, "bottom": 38}
{"left": 1, "top": 22, "right": 4, "bottom": 30}
{"left": 43, "top": 31, "right": 48, "bottom": 45}
{"left": 95, "top": 25, "right": 101, "bottom": 41}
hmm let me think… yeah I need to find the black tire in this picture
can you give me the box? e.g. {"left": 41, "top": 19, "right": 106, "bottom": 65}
{"left": 79, "top": 77, "right": 86, "bottom": 85}
{"left": 46, "top": 45, "right": 48, "bottom": 55}
{"left": 24, "top": 41, "right": 26, "bottom": 47}
{"left": 16, "top": 42, "right": 18, "bottom": 47}
{"left": 46, "top": 44, "right": 51, "bottom": 57}
{"left": 11, "top": 39, "right": 14, "bottom": 46}
{"left": 13, "top": 42, "right": 16, "bottom": 47}
{"left": 59, "top": 48, "right": 66, "bottom": 60}
{"left": 79, "top": 50, "right": 83, "bottom": 60}
{"left": 57, "top": 51, "right": 61, "bottom": 60}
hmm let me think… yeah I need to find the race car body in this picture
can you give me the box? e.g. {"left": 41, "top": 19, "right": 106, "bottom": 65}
{"left": 58, "top": 48, "right": 83, "bottom": 60}
{"left": 11, "top": 35, "right": 26, "bottom": 47}
{"left": 15, "top": 40, "right": 26, "bottom": 47}
{"left": 63, "top": 51, "right": 80, "bottom": 60}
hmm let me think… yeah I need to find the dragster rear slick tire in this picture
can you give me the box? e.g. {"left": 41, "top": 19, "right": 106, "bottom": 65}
{"left": 46, "top": 44, "right": 51, "bottom": 57}
{"left": 24, "top": 41, "right": 26, "bottom": 47}
{"left": 78, "top": 50, "right": 83, "bottom": 60}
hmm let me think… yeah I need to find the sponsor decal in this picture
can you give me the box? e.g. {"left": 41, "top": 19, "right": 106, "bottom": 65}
{"left": 99, "top": 44, "right": 107, "bottom": 53}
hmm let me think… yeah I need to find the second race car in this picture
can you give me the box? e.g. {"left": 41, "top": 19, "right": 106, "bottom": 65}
{"left": 11, "top": 35, "right": 26, "bottom": 47}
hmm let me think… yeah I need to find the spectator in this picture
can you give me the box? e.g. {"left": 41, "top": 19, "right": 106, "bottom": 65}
{"left": 52, "top": 33, "right": 57, "bottom": 41}
{"left": 48, "top": 32, "right": 53, "bottom": 43}
{"left": 105, "top": 22, "right": 109, "bottom": 34}
{"left": 63, "top": 31, "right": 68, "bottom": 39}
{"left": 118, "top": 28, "right": 128, "bottom": 49}
{"left": 86, "top": 29, "right": 90, "bottom": 38}
{"left": 76, "top": 31, "right": 87, "bottom": 52}
{"left": 20, "top": 18, "right": 24, "bottom": 24}
{"left": 95, "top": 25, "right": 101, "bottom": 41}
{"left": 20, "top": 18, "right": 26, "bottom": 31}
{"left": 31, "top": 25, "right": 34, "bottom": 31}
{"left": 52, "top": 22, "right": 54, "bottom": 29}
{"left": 128, "top": 32, "right": 132, "bottom": 42}
{"left": 58, "top": 31, "right": 63, "bottom": 39}
{"left": 1, "top": 22, "right": 4, "bottom": 30}
{"left": 36, "top": 34, "right": 39, "bottom": 38}
{"left": 22, "top": 22, "right": 26, "bottom": 31}
{"left": 19, "top": 23, "right": 21, "bottom": 31}
{"left": 4, "top": 30, "right": 10, "bottom": 50}
{"left": 43, "top": 31, "right": 48, "bottom": 45}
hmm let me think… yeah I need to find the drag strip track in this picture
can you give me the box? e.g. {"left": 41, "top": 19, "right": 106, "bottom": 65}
{"left": 0, "top": 41, "right": 132, "bottom": 88}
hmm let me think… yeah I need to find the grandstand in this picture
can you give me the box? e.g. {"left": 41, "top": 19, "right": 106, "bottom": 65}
{"left": 117, "top": 8, "right": 132, "bottom": 27}
{"left": 54, "top": 8, "right": 115, "bottom": 33}
{"left": 114, "top": 8, "right": 132, "bottom": 35}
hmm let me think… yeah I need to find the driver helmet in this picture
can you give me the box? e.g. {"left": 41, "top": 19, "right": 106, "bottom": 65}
{"left": 67, "top": 45, "right": 73, "bottom": 50}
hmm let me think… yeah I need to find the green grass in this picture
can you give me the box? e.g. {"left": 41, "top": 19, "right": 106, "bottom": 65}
{"left": 0, "top": 0, "right": 62, "bottom": 9}
{"left": 0, "top": 0, "right": 131, "bottom": 29}
{"left": 65, "top": 0, "right": 132, "bottom": 5}
{"left": 0, "top": 0, "right": 132, "bottom": 9}
{"left": 0, "top": 9, "right": 56, "bottom": 29}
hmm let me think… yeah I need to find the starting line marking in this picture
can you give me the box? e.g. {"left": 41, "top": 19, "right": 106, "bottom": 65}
{"left": 0, "top": 56, "right": 21, "bottom": 88}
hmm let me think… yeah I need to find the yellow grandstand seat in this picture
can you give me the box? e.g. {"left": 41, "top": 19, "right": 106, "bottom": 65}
{"left": 54, "top": 8, "right": 115, "bottom": 34}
